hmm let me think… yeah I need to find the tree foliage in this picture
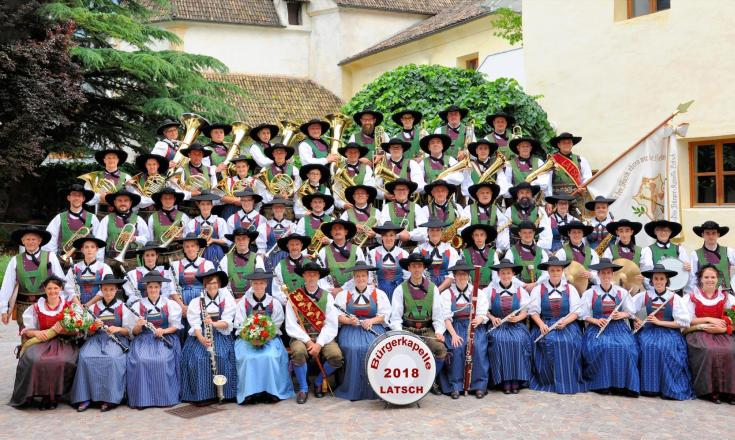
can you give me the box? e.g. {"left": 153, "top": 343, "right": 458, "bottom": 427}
{"left": 493, "top": 7, "right": 522, "bottom": 46}
{"left": 342, "top": 64, "right": 553, "bottom": 147}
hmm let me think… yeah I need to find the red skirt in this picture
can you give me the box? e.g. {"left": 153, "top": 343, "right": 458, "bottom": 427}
{"left": 686, "top": 331, "right": 735, "bottom": 396}
{"left": 10, "top": 339, "right": 79, "bottom": 406}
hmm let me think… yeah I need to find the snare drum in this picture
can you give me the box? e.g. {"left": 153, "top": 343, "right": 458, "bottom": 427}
{"left": 365, "top": 330, "right": 436, "bottom": 406}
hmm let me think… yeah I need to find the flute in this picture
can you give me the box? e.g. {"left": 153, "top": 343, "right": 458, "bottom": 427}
{"left": 333, "top": 303, "right": 379, "bottom": 336}
{"left": 595, "top": 290, "right": 630, "bottom": 338}
{"left": 488, "top": 297, "right": 537, "bottom": 332}
{"left": 632, "top": 294, "right": 674, "bottom": 335}
{"left": 534, "top": 302, "right": 584, "bottom": 343}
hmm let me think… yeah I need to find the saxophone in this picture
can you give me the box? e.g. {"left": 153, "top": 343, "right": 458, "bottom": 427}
{"left": 352, "top": 217, "right": 378, "bottom": 248}
{"left": 200, "top": 291, "right": 227, "bottom": 402}
{"left": 441, "top": 215, "right": 470, "bottom": 249}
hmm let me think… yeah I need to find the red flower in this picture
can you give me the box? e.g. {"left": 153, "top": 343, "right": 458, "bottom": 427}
{"left": 260, "top": 330, "right": 269, "bottom": 338}
{"left": 249, "top": 325, "right": 256, "bottom": 331}
{"left": 75, "top": 320, "right": 82, "bottom": 326}
{"left": 89, "top": 324, "right": 97, "bottom": 332}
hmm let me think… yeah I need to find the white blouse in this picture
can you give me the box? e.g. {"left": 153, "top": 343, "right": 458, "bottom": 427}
{"left": 130, "top": 296, "right": 183, "bottom": 331}
{"left": 21, "top": 297, "right": 66, "bottom": 333}
{"left": 234, "top": 292, "right": 285, "bottom": 334}
{"left": 528, "top": 279, "right": 581, "bottom": 318}
{"left": 631, "top": 288, "right": 691, "bottom": 328}
{"left": 334, "top": 285, "right": 391, "bottom": 327}
{"left": 440, "top": 284, "right": 490, "bottom": 324}
{"left": 578, "top": 285, "right": 636, "bottom": 320}
{"left": 684, "top": 289, "right": 735, "bottom": 318}
{"left": 186, "top": 288, "right": 236, "bottom": 336}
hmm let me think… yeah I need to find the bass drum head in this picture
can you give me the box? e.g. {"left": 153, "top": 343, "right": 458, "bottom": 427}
{"left": 659, "top": 257, "right": 689, "bottom": 291}
{"left": 365, "top": 330, "right": 436, "bottom": 406}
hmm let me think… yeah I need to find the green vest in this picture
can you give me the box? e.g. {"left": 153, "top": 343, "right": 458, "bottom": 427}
{"left": 611, "top": 243, "right": 642, "bottom": 265}
{"left": 347, "top": 163, "right": 368, "bottom": 185}
{"left": 552, "top": 153, "right": 581, "bottom": 186}
{"left": 16, "top": 251, "right": 49, "bottom": 295}
{"left": 470, "top": 204, "right": 498, "bottom": 227}
{"left": 649, "top": 243, "right": 678, "bottom": 264}
{"left": 227, "top": 252, "right": 257, "bottom": 294}
{"left": 422, "top": 155, "right": 450, "bottom": 184}
{"left": 509, "top": 157, "right": 538, "bottom": 185}
{"left": 439, "top": 123, "right": 466, "bottom": 157}
{"left": 183, "top": 164, "right": 211, "bottom": 188}
{"left": 388, "top": 202, "right": 416, "bottom": 230}
{"left": 304, "top": 138, "right": 330, "bottom": 159}
{"left": 325, "top": 244, "right": 357, "bottom": 287}
{"left": 346, "top": 206, "right": 378, "bottom": 224}
{"left": 401, "top": 281, "right": 436, "bottom": 320}
{"left": 405, "top": 125, "right": 423, "bottom": 159}
{"left": 562, "top": 243, "right": 593, "bottom": 267}
{"left": 59, "top": 211, "right": 94, "bottom": 248}
{"left": 207, "top": 143, "right": 227, "bottom": 166}
{"left": 268, "top": 163, "right": 294, "bottom": 180}
{"left": 353, "top": 134, "right": 378, "bottom": 160}
{"left": 304, "top": 214, "right": 332, "bottom": 238}
{"left": 106, "top": 214, "right": 139, "bottom": 253}
{"left": 696, "top": 246, "right": 731, "bottom": 289}
{"left": 510, "top": 206, "right": 539, "bottom": 226}
{"left": 463, "top": 247, "right": 496, "bottom": 286}
{"left": 279, "top": 257, "right": 314, "bottom": 292}
{"left": 151, "top": 210, "right": 184, "bottom": 242}
{"left": 510, "top": 244, "right": 543, "bottom": 283}
{"left": 428, "top": 203, "right": 457, "bottom": 224}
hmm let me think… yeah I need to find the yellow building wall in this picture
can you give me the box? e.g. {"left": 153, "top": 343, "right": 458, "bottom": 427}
{"left": 341, "top": 16, "right": 517, "bottom": 98}
{"left": 523, "top": 0, "right": 735, "bottom": 249}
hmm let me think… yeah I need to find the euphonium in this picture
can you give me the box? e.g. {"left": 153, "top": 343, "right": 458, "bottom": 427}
{"left": 524, "top": 155, "right": 556, "bottom": 183}
{"left": 220, "top": 121, "right": 251, "bottom": 179}
{"left": 197, "top": 223, "right": 214, "bottom": 258}
{"left": 280, "top": 120, "right": 304, "bottom": 147}
{"left": 478, "top": 152, "right": 507, "bottom": 183}
{"left": 441, "top": 216, "right": 470, "bottom": 249}
{"left": 325, "top": 113, "right": 351, "bottom": 154}
{"left": 437, "top": 155, "right": 471, "bottom": 180}
{"left": 113, "top": 223, "right": 137, "bottom": 263}
{"left": 60, "top": 226, "right": 90, "bottom": 263}
{"left": 129, "top": 173, "right": 167, "bottom": 197}
{"left": 353, "top": 217, "right": 378, "bottom": 248}
{"left": 332, "top": 159, "right": 356, "bottom": 203}
{"left": 78, "top": 172, "right": 117, "bottom": 194}
{"left": 168, "top": 113, "right": 209, "bottom": 177}
{"left": 160, "top": 217, "right": 184, "bottom": 247}
{"left": 374, "top": 154, "right": 398, "bottom": 184}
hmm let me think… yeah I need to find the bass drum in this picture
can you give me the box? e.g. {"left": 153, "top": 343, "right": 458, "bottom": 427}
{"left": 365, "top": 330, "right": 436, "bottom": 406}
{"left": 659, "top": 257, "right": 689, "bottom": 291}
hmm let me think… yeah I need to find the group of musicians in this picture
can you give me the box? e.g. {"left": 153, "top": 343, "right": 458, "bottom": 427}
{"left": 1, "top": 107, "right": 733, "bottom": 411}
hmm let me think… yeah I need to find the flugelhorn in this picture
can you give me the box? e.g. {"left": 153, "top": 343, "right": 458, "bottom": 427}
{"left": 113, "top": 223, "right": 137, "bottom": 263}
{"left": 160, "top": 217, "right": 184, "bottom": 247}
{"left": 60, "top": 226, "right": 91, "bottom": 263}
{"left": 524, "top": 155, "right": 556, "bottom": 183}
{"left": 168, "top": 113, "right": 209, "bottom": 177}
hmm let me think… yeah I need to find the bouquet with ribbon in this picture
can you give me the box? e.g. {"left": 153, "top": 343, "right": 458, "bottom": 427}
{"left": 240, "top": 313, "right": 277, "bottom": 347}
{"left": 19, "top": 303, "right": 98, "bottom": 358}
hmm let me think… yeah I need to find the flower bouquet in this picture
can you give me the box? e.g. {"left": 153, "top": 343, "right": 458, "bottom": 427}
{"left": 19, "top": 303, "right": 98, "bottom": 357}
{"left": 723, "top": 306, "right": 735, "bottom": 336}
{"left": 240, "top": 313, "right": 277, "bottom": 347}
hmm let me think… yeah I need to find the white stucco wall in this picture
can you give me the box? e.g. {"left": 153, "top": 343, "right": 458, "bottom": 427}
{"left": 479, "top": 47, "right": 525, "bottom": 87}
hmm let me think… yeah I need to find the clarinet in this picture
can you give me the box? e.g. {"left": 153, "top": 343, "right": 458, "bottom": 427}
{"left": 463, "top": 267, "right": 481, "bottom": 395}
{"left": 80, "top": 303, "right": 129, "bottom": 352}
{"left": 333, "top": 303, "right": 379, "bottom": 336}
{"left": 124, "top": 301, "right": 174, "bottom": 348}
{"left": 200, "top": 291, "right": 227, "bottom": 402}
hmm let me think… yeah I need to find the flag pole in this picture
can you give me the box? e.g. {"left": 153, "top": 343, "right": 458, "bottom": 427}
{"left": 580, "top": 100, "right": 693, "bottom": 189}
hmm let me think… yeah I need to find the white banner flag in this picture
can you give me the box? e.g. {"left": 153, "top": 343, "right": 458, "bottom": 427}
{"left": 586, "top": 125, "right": 679, "bottom": 246}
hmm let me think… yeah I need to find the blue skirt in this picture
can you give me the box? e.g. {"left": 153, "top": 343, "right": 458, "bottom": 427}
{"left": 266, "top": 250, "right": 287, "bottom": 272}
{"left": 180, "top": 331, "right": 238, "bottom": 402}
{"left": 530, "top": 317, "right": 586, "bottom": 394}
{"left": 234, "top": 337, "right": 294, "bottom": 403}
{"left": 637, "top": 325, "right": 694, "bottom": 400}
{"left": 582, "top": 320, "right": 640, "bottom": 393}
{"left": 377, "top": 277, "right": 402, "bottom": 303}
{"left": 335, "top": 324, "right": 386, "bottom": 401}
{"left": 487, "top": 322, "right": 532, "bottom": 386}
{"left": 126, "top": 332, "right": 181, "bottom": 408}
{"left": 439, "top": 319, "right": 489, "bottom": 393}
{"left": 71, "top": 332, "right": 129, "bottom": 404}
{"left": 202, "top": 244, "right": 225, "bottom": 267}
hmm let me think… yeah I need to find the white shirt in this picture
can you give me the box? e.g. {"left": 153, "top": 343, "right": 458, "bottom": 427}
{"left": 496, "top": 206, "right": 552, "bottom": 251}
{"left": 234, "top": 292, "right": 285, "bottom": 334}
{"left": 64, "top": 259, "right": 114, "bottom": 300}
{"left": 284, "top": 287, "right": 339, "bottom": 346}
{"left": 528, "top": 279, "right": 581, "bottom": 318}
{"left": 389, "top": 278, "right": 446, "bottom": 334}
{"left": 89, "top": 297, "right": 137, "bottom": 330}
{"left": 151, "top": 139, "right": 178, "bottom": 159}
{"left": 224, "top": 210, "right": 266, "bottom": 252}
{"left": 43, "top": 210, "right": 101, "bottom": 254}
{"left": 441, "top": 284, "right": 490, "bottom": 324}
{"left": 631, "top": 288, "right": 691, "bottom": 328}
{"left": 578, "top": 285, "right": 635, "bottom": 320}
{"left": 186, "top": 288, "right": 236, "bottom": 336}
{"left": 298, "top": 139, "right": 332, "bottom": 166}
{"left": 295, "top": 212, "right": 330, "bottom": 237}
{"left": 185, "top": 214, "right": 232, "bottom": 248}
{"left": 379, "top": 201, "right": 428, "bottom": 243}
{"left": 248, "top": 142, "right": 273, "bottom": 168}
{"left": 640, "top": 241, "right": 691, "bottom": 291}
{"left": 0, "top": 250, "right": 65, "bottom": 313}
{"left": 124, "top": 265, "right": 174, "bottom": 303}
{"left": 334, "top": 285, "right": 392, "bottom": 326}
{"left": 94, "top": 213, "right": 151, "bottom": 258}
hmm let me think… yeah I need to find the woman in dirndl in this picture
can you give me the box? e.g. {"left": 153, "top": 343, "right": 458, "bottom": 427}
{"left": 439, "top": 263, "right": 490, "bottom": 399}
{"left": 184, "top": 190, "right": 229, "bottom": 266}
{"left": 180, "top": 269, "right": 238, "bottom": 403}
{"left": 334, "top": 261, "right": 390, "bottom": 401}
{"left": 631, "top": 264, "right": 694, "bottom": 400}
{"left": 684, "top": 264, "right": 735, "bottom": 404}
{"left": 486, "top": 260, "right": 533, "bottom": 394}
{"left": 580, "top": 258, "right": 640, "bottom": 396}
{"left": 529, "top": 256, "right": 586, "bottom": 394}
{"left": 233, "top": 269, "right": 294, "bottom": 403}
{"left": 10, "top": 276, "right": 78, "bottom": 409}
{"left": 263, "top": 197, "right": 295, "bottom": 271}
{"left": 72, "top": 275, "right": 133, "bottom": 412}
{"left": 126, "top": 272, "right": 183, "bottom": 409}
{"left": 170, "top": 233, "right": 215, "bottom": 338}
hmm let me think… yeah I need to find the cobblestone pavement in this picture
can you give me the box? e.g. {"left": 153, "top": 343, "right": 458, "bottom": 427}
{"left": 0, "top": 324, "right": 731, "bottom": 440}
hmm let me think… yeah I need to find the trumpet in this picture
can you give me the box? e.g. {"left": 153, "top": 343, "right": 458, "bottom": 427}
{"left": 113, "top": 223, "right": 137, "bottom": 264}
{"left": 78, "top": 172, "right": 117, "bottom": 194}
{"left": 437, "top": 155, "right": 471, "bottom": 180}
{"left": 60, "top": 226, "right": 90, "bottom": 264}
{"left": 441, "top": 216, "right": 469, "bottom": 249}
{"left": 197, "top": 223, "right": 214, "bottom": 258}
{"left": 353, "top": 217, "right": 378, "bottom": 248}
{"left": 160, "top": 217, "right": 184, "bottom": 247}
{"left": 221, "top": 121, "right": 250, "bottom": 179}
{"left": 478, "top": 152, "right": 507, "bottom": 183}
{"left": 168, "top": 113, "right": 209, "bottom": 177}
{"left": 129, "top": 173, "right": 167, "bottom": 197}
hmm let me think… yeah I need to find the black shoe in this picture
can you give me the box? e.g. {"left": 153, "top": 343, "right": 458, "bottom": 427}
{"left": 314, "top": 385, "right": 324, "bottom": 398}
{"left": 100, "top": 403, "right": 115, "bottom": 412}
{"left": 77, "top": 401, "right": 90, "bottom": 412}
{"left": 711, "top": 393, "right": 722, "bottom": 404}
{"left": 296, "top": 391, "right": 308, "bottom": 404}
{"left": 475, "top": 390, "right": 486, "bottom": 399}
{"left": 450, "top": 391, "right": 460, "bottom": 399}
{"left": 430, "top": 382, "right": 441, "bottom": 395}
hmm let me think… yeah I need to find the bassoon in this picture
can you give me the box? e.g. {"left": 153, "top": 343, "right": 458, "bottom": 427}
{"left": 463, "top": 266, "right": 481, "bottom": 396}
